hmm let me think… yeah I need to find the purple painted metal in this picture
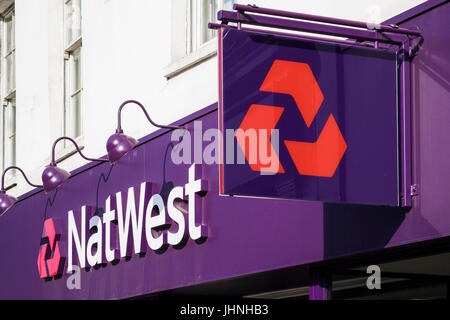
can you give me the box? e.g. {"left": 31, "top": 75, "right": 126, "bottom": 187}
{"left": 43, "top": 137, "right": 108, "bottom": 193}
{"left": 218, "top": 26, "right": 401, "bottom": 205}
{"left": 109, "top": 100, "right": 187, "bottom": 163}
{"left": 41, "top": 165, "right": 71, "bottom": 194}
{"left": 1, "top": 166, "right": 42, "bottom": 191}
{"left": 383, "top": 0, "right": 448, "bottom": 26}
{"left": 209, "top": 22, "right": 382, "bottom": 49}
{"left": 50, "top": 136, "right": 108, "bottom": 166}
{"left": 116, "top": 100, "right": 184, "bottom": 133}
{"left": 217, "top": 10, "right": 412, "bottom": 45}
{"left": 0, "top": 1, "right": 446, "bottom": 300}
{"left": 214, "top": 6, "right": 419, "bottom": 207}
{"left": 309, "top": 271, "right": 332, "bottom": 300}
{"left": 106, "top": 133, "right": 138, "bottom": 163}
{"left": 208, "top": 22, "right": 232, "bottom": 30}
{"left": 0, "top": 166, "right": 42, "bottom": 216}
{"left": 383, "top": 1, "right": 447, "bottom": 207}
{"left": 0, "top": 107, "right": 326, "bottom": 299}
{"left": 0, "top": 192, "right": 16, "bottom": 217}
{"left": 233, "top": 4, "right": 421, "bottom": 36}
{"left": 400, "top": 41, "right": 413, "bottom": 207}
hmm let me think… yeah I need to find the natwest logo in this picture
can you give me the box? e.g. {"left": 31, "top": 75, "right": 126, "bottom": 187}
{"left": 37, "top": 164, "right": 208, "bottom": 278}
{"left": 236, "top": 59, "right": 347, "bottom": 177}
{"left": 220, "top": 28, "right": 400, "bottom": 205}
{"left": 37, "top": 218, "right": 65, "bottom": 278}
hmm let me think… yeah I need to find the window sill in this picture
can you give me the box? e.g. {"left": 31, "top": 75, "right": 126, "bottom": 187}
{"left": 64, "top": 37, "right": 82, "bottom": 54}
{"left": 164, "top": 40, "right": 217, "bottom": 79}
{"left": 4, "top": 89, "right": 16, "bottom": 101}
{"left": 0, "top": 1, "right": 13, "bottom": 16}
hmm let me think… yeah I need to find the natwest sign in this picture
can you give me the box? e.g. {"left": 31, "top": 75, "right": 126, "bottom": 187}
{"left": 219, "top": 28, "right": 400, "bottom": 206}
{"left": 38, "top": 164, "right": 208, "bottom": 277}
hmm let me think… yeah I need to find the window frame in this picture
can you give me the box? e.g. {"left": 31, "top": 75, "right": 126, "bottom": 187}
{"left": 63, "top": 0, "right": 83, "bottom": 148}
{"left": 187, "top": 0, "right": 220, "bottom": 55}
{"left": 3, "top": 7, "right": 15, "bottom": 98}
{"left": 0, "top": 5, "right": 16, "bottom": 184}
{"left": 2, "top": 97, "right": 15, "bottom": 172}
{"left": 164, "top": 0, "right": 233, "bottom": 79}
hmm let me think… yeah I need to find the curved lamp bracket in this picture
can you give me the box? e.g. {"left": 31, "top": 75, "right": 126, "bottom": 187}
{"left": 51, "top": 136, "right": 109, "bottom": 166}
{"left": 1, "top": 166, "right": 42, "bottom": 193}
{"left": 116, "top": 100, "right": 185, "bottom": 133}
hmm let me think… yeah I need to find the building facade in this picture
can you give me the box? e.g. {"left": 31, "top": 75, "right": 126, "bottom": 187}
{"left": 0, "top": 0, "right": 449, "bottom": 300}
{"left": 0, "top": 0, "right": 426, "bottom": 198}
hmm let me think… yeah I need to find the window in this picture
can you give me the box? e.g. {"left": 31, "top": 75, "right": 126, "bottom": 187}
{"left": 188, "top": 0, "right": 234, "bottom": 53}
{"left": 165, "top": 0, "right": 234, "bottom": 78}
{"left": 1, "top": 7, "right": 16, "bottom": 174}
{"left": 188, "top": 0, "right": 218, "bottom": 53}
{"left": 64, "top": 0, "right": 82, "bottom": 140}
{"left": 3, "top": 9, "right": 15, "bottom": 97}
{"left": 2, "top": 98, "right": 15, "bottom": 171}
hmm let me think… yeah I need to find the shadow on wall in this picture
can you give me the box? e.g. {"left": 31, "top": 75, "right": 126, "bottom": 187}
{"left": 323, "top": 2, "right": 450, "bottom": 262}
{"left": 323, "top": 203, "right": 408, "bottom": 259}
{"left": 415, "top": 48, "right": 450, "bottom": 94}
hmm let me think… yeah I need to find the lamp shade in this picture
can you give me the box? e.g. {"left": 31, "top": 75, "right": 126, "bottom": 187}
{"left": 42, "top": 165, "right": 70, "bottom": 193}
{"left": 0, "top": 192, "right": 17, "bottom": 216}
{"left": 106, "top": 132, "right": 138, "bottom": 163}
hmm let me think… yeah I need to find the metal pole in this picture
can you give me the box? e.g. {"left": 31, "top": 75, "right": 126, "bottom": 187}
{"left": 233, "top": 4, "right": 421, "bottom": 36}
{"left": 309, "top": 271, "right": 332, "bottom": 300}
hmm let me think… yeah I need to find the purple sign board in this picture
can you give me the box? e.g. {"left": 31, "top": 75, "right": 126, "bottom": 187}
{"left": 219, "top": 28, "right": 400, "bottom": 206}
{"left": 0, "top": 1, "right": 448, "bottom": 300}
{"left": 0, "top": 108, "right": 326, "bottom": 300}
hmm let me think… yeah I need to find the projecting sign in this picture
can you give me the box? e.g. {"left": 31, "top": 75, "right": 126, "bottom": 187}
{"left": 219, "top": 28, "right": 399, "bottom": 206}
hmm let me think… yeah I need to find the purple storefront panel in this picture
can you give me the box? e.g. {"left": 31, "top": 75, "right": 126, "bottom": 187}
{"left": 324, "top": 0, "right": 450, "bottom": 257}
{"left": 219, "top": 28, "right": 400, "bottom": 206}
{"left": 0, "top": 1, "right": 448, "bottom": 301}
{"left": 0, "top": 108, "right": 324, "bottom": 300}
{"left": 384, "top": 0, "right": 450, "bottom": 246}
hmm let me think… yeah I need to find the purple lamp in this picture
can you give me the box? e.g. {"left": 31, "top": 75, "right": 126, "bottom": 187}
{"left": 107, "top": 100, "right": 185, "bottom": 163}
{"left": 0, "top": 166, "right": 43, "bottom": 216}
{"left": 42, "top": 137, "right": 109, "bottom": 193}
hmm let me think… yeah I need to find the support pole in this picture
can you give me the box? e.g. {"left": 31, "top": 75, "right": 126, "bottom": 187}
{"left": 309, "top": 271, "right": 332, "bottom": 300}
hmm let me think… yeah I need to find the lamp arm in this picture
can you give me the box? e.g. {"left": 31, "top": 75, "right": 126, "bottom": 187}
{"left": 1, "top": 166, "right": 43, "bottom": 192}
{"left": 51, "top": 137, "right": 109, "bottom": 166}
{"left": 116, "top": 100, "right": 184, "bottom": 133}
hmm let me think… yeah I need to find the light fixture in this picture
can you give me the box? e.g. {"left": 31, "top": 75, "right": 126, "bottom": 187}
{"left": 107, "top": 100, "right": 185, "bottom": 163}
{"left": 0, "top": 166, "right": 43, "bottom": 216}
{"left": 42, "top": 137, "right": 108, "bottom": 193}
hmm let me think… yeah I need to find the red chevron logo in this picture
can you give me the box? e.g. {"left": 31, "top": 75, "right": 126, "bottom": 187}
{"left": 237, "top": 59, "right": 347, "bottom": 177}
{"left": 236, "top": 104, "right": 285, "bottom": 174}
{"left": 37, "top": 218, "right": 64, "bottom": 278}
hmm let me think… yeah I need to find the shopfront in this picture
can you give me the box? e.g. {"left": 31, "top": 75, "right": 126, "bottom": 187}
{"left": 0, "top": 0, "right": 449, "bottom": 300}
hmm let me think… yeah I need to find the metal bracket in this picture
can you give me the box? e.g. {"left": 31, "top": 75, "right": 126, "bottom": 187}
{"left": 410, "top": 34, "right": 424, "bottom": 57}
{"left": 410, "top": 184, "right": 420, "bottom": 196}
{"left": 211, "top": 4, "right": 422, "bottom": 208}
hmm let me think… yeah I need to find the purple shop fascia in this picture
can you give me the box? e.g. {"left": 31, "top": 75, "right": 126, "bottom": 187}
{"left": 0, "top": 1, "right": 448, "bottom": 300}
{"left": 50, "top": 164, "right": 208, "bottom": 275}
